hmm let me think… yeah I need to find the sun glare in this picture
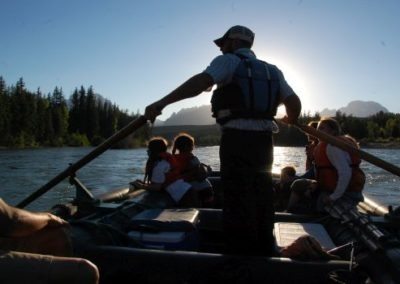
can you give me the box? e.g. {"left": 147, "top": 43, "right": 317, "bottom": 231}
{"left": 257, "top": 50, "right": 315, "bottom": 114}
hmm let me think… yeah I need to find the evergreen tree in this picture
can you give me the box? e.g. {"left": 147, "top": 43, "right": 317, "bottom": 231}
{"left": 99, "top": 100, "right": 118, "bottom": 138}
{"left": 0, "top": 77, "right": 11, "bottom": 145}
{"left": 367, "top": 121, "right": 380, "bottom": 139}
{"left": 68, "top": 88, "right": 80, "bottom": 133}
{"left": 10, "top": 78, "right": 38, "bottom": 146}
{"left": 43, "top": 93, "right": 55, "bottom": 143}
{"left": 85, "top": 86, "right": 100, "bottom": 141}
{"left": 385, "top": 117, "right": 400, "bottom": 139}
{"left": 50, "top": 87, "right": 68, "bottom": 144}
{"left": 78, "top": 86, "right": 87, "bottom": 134}
{"left": 35, "top": 89, "right": 49, "bottom": 144}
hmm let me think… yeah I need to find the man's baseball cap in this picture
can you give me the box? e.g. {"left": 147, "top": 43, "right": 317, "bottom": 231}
{"left": 214, "top": 25, "right": 255, "bottom": 47}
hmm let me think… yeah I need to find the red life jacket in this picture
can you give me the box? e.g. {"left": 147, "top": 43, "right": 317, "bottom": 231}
{"left": 314, "top": 136, "right": 365, "bottom": 193}
{"left": 173, "top": 153, "right": 194, "bottom": 173}
{"left": 174, "top": 152, "right": 205, "bottom": 182}
{"left": 174, "top": 153, "right": 193, "bottom": 171}
{"left": 157, "top": 152, "right": 182, "bottom": 187}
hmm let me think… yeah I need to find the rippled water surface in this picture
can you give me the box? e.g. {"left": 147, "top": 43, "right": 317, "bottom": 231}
{"left": 1, "top": 146, "right": 399, "bottom": 211}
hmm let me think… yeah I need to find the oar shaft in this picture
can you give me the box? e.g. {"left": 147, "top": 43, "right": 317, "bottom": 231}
{"left": 295, "top": 123, "right": 400, "bottom": 177}
{"left": 17, "top": 116, "right": 147, "bottom": 208}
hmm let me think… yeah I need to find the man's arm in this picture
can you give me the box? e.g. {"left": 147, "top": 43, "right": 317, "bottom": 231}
{"left": 145, "top": 72, "right": 214, "bottom": 122}
{"left": 280, "top": 94, "right": 302, "bottom": 125}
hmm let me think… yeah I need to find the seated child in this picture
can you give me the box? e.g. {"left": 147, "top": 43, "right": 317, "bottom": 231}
{"left": 132, "top": 136, "right": 199, "bottom": 208}
{"left": 172, "top": 133, "right": 214, "bottom": 207}
{"left": 274, "top": 166, "right": 298, "bottom": 211}
{"left": 286, "top": 178, "right": 319, "bottom": 214}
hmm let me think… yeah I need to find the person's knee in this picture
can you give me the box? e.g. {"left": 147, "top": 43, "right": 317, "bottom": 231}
{"left": 28, "top": 226, "right": 72, "bottom": 256}
{"left": 49, "top": 257, "right": 99, "bottom": 284}
{"left": 76, "top": 258, "right": 100, "bottom": 284}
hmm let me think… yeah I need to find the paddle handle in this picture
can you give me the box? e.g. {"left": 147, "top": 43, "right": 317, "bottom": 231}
{"left": 295, "top": 123, "right": 400, "bottom": 177}
{"left": 17, "top": 116, "right": 148, "bottom": 208}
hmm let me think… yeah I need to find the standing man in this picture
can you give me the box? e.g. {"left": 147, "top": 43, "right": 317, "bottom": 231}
{"left": 145, "top": 25, "right": 301, "bottom": 255}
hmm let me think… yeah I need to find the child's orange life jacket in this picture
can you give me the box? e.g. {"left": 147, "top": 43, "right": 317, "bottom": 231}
{"left": 314, "top": 136, "right": 365, "bottom": 193}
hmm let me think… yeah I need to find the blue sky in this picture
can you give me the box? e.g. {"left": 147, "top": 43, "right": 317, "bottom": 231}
{"left": 1, "top": 0, "right": 399, "bottom": 120}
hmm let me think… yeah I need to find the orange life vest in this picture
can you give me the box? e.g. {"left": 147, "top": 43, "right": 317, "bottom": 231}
{"left": 314, "top": 136, "right": 365, "bottom": 193}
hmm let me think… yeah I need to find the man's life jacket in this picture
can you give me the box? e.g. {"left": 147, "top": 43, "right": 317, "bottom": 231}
{"left": 314, "top": 136, "right": 365, "bottom": 193}
{"left": 211, "top": 53, "right": 280, "bottom": 124}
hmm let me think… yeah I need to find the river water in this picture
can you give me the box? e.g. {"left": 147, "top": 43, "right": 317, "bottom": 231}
{"left": 1, "top": 146, "right": 399, "bottom": 211}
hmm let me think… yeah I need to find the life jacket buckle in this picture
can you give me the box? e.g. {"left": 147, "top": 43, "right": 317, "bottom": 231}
{"left": 216, "top": 109, "right": 232, "bottom": 119}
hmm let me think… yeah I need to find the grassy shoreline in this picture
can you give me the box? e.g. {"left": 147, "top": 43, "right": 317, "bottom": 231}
{"left": 360, "top": 142, "right": 400, "bottom": 149}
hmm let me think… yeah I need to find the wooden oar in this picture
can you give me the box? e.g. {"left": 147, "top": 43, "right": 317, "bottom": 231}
{"left": 295, "top": 122, "right": 400, "bottom": 177}
{"left": 17, "top": 115, "right": 148, "bottom": 208}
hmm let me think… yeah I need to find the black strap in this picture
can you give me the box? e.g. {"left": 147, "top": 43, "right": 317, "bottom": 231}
{"left": 265, "top": 63, "right": 273, "bottom": 113}
{"left": 243, "top": 59, "right": 255, "bottom": 111}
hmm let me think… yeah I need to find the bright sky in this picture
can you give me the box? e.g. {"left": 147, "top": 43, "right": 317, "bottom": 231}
{"left": 1, "top": 0, "right": 399, "bottom": 121}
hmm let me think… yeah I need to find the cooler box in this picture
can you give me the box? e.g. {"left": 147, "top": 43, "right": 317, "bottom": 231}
{"left": 274, "top": 222, "right": 336, "bottom": 250}
{"left": 128, "top": 208, "right": 199, "bottom": 250}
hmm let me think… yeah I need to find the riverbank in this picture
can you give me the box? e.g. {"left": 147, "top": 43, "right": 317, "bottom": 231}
{"left": 361, "top": 142, "right": 400, "bottom": 149}
{"left": 360, "top": 139, "right": 400, "bottom": 149}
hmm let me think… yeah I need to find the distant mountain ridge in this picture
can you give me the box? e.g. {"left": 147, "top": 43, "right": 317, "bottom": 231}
{"left": 155, "top": 105, "right": 214, "bottom": 126}
{"left": 319, "top": 100, "right": 389, "bottom": 118}
{"left": 155, "top": 100, "right": 389, "bottom": 126}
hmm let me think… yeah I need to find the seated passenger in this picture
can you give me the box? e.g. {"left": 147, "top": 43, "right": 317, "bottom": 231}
{"left": 286, "top": 178, "right": 319, "bottom": 214}
{"left": 313, "top": 117, "right": 365, "bottom": 211}
{"left": 132, "top": 137, "right": 199, "bottom": 207}
{"left": 0, "top": 198, "right": 99, "bottom": 284}
{"left": 273, "top": 166, "right": 298, "bottom": 211}
{"left": 172, "top": 132, "right": 214, "bottom": 207}
{"left": 286, "top": 117, "right": 365, "bottom": 213}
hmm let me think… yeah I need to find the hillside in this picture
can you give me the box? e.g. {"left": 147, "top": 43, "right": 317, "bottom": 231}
{"left": 320, "top": 100, "right": 389, "bottom": 117}
{"left": 156, "top": 100, "right": 389, "bottom": 126}
{"left": 158, "top": 105, "right": 214, "bottom": 126}
{"left": 152, "top": 124, "right": 221, "bottom": 146}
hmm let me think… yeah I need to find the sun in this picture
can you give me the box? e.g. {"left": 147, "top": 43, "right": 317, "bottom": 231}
{"left": 256, "top": 49, "right": 315, "bottom": 115}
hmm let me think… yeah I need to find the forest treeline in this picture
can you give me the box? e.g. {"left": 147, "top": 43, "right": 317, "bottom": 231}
{"left": 0, "top": 77, "right": 150, "bottom": 148}
{"left": 154, "top": 109, "right": 400, "bottom": 147}
{"left": 275, "top": 110, "right": 400, "bottom": 147}
{"left": 1, "top": 77, "right": 400, "bottom": 148}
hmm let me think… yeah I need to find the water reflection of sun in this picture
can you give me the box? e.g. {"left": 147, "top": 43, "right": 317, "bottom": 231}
{"left": 195, "top": 146, "right": 307, "bottom": 176}
{"left": 272, "top": 146, "right": 306, "bottom": 175}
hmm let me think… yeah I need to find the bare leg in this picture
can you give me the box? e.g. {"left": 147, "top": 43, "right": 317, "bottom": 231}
{"left": 0, "top": 250, "right": 99, "bottom": 284}
{"left": 49, "top": 256, "right": 99, "bottom": 284}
